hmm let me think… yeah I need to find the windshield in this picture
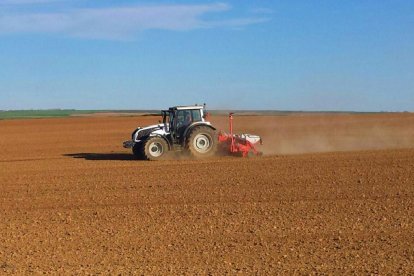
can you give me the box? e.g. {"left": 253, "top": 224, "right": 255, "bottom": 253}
{"left": 169, "top": 111, "right": 174, "bottom": 128}
{"left": 161, "top": 111, "right": 170, "bottom": 131}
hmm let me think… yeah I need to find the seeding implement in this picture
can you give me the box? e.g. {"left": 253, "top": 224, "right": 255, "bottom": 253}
{"left": 218, "top": 113, "right": 263, "bottom": 157}
{"left": 123, "top": 105, "right": 262, "bottom": 160}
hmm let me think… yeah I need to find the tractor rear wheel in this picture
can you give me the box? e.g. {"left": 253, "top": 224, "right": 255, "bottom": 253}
{"left": 186, "top": 126, "right": 217, "bottom": 158}
{"left": 142, "top": 137, "right": 169, "bottom": 161}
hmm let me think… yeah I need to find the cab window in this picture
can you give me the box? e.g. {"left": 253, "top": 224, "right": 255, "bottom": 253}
{"left": 191, "top": 110, "right": 202, "bottom": 122}
{"left": 176, "top": 110, "right": 186, "bottom": 123}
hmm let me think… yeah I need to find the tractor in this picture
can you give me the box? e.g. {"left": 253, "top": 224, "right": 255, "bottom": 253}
{"left": 123, "top": 105, "right": 263, "bottom": 160}
{"left": 123, "top": 105, "right": 217, "bottom": 160}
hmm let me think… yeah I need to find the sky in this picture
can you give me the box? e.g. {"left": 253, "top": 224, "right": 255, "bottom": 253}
{"left": 0, "top": 0, "right": 413, "bottom": 111}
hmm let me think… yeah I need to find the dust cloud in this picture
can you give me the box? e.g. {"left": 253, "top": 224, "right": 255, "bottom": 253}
{"left": 210, "top": 113, "right": 414, "bottom": 155}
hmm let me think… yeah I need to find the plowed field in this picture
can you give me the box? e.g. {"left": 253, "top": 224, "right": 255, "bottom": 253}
{"left": 1, "top": 113, "right": 414, "bottom": 274}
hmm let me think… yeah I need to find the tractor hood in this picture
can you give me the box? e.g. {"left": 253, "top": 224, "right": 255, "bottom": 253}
{"left": 132, "top": 124, "right": 165, "bottom": 141}
{"left": 134, "top": 123, "right": 164, "bottom": 132}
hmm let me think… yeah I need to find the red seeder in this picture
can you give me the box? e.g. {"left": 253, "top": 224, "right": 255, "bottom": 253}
{"left": 218, "top": 113, "right": 263, "bottom": 157}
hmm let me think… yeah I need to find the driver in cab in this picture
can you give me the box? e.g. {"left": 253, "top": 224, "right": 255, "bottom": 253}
{"left": 177, "top": 111, "right": 192, "bottom": 137}
{"left": 183, "top": 111, "right": 192, "bottom": 127}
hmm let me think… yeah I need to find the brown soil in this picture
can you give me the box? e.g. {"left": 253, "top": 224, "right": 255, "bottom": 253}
{"left": 0, "top": 114, "right": 414, "bottom": 274}
{"left": 71, "top": 112, "right": 152, "bottom": 117}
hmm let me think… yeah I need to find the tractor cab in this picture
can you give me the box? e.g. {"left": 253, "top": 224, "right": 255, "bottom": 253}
{"left": 162, "top": 106, "right": 206, "bottom": 142}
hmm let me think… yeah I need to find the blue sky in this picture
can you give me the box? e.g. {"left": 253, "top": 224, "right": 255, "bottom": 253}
{"left": 0, "top": 0, "right": 413, "bottom": 111}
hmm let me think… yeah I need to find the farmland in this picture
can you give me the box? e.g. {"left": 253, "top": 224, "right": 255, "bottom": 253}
{"left": 1, "top": 113, "right": 414, "bottom": 274}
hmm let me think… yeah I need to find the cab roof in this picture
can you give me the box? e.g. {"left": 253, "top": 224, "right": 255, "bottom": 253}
{"left": 168, "top": 105, "right": 204, "bottom": 111}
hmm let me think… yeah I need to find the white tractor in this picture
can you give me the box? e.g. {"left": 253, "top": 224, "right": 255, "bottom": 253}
{"left": 123, "top": 105, "right": 217, "bottom": 160}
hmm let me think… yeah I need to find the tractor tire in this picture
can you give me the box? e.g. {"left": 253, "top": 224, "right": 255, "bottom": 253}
{"left": 142, "top": 137, "right": 168, "bottom": 161}
{"left": 132, "top": 142, "right": 144, "bottom": 160}
{"left": 186, "top": 126, "right": 218, "bottom": 158}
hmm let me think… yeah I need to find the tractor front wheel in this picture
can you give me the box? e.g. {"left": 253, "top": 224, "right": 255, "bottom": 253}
{"left": 186, "top": 126, "right": 217, "bottom": 158}
{"left": 132, "top": 142, "right": 144, "bottom": 159}
{"left": 142, "top": 137, "right": 169, "bottom": 161}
